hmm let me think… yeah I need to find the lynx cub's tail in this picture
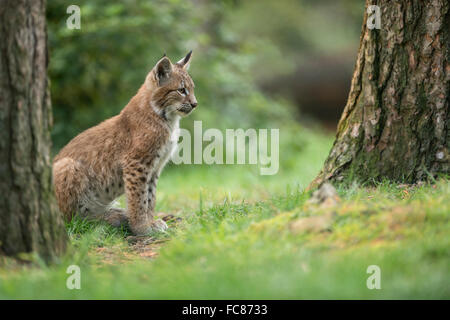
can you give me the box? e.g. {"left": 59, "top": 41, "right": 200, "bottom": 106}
{"left": 53, "top": 157, "right": 89, "bottom": 221}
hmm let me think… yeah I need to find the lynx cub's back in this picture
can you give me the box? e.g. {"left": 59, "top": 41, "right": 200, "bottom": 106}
{"left": 53, "top": 52, "right": 197, "bottom": 235}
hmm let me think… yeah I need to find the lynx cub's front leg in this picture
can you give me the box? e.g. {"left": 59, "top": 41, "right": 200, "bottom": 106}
{"left": 146, "top": 171, "right": 160, "bottom": 214}
{"left": 123, "top": 160, "right": 167, "bottom": 235}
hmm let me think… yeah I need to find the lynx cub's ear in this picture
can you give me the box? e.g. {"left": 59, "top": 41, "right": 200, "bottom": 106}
{"left": 154, "top": 56, "right": 173, "bottom": 85}
{"left": 177, "top": 50, "right": 192, "bottom": 70}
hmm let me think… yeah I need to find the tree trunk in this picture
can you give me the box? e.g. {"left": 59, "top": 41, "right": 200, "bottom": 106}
{"left": 312, "top": 0, "right": 449, "bottom": 187}
{"left": 0, "top": 0, "right": 67, "bottom": 261}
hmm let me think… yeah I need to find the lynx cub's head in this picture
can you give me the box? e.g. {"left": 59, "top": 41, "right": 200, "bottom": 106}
{"left": 147, "top": 51, "right": 197, "bottom": 120}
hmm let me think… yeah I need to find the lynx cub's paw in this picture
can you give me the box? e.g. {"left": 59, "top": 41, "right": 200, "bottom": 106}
{"left": 131, "top": 219, "right": 168, "bottom": 235}
{"left": 103, "top": 208, "right": 128, "bottom": 227}
{"left": 150, "top": 219, "right": 169, "bottom": 232}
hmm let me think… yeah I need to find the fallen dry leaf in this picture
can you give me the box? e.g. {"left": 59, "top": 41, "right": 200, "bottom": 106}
{"left": 156, "top": 212, "right": 182, "bottom": 223}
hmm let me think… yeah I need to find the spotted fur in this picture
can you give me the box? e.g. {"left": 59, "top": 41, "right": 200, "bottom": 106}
{"left": 53, "top": 52, "right": 197, "bottom": 235}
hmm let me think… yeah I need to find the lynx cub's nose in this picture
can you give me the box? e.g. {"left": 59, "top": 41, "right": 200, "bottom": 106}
{"left": 191, "top": 102, "right": 198, "bottom": 108}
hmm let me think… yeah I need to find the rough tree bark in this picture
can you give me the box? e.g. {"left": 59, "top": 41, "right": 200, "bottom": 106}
{"left": 0, "top": 0, "right": 67, "bottom": 261}
{"left": 312, "top": 0, "right": 449, "bottom": 186}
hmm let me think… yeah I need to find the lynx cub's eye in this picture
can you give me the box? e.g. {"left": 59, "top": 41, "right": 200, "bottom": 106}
{"left": 177, "top": 87, "right": 187, "bottom": 96}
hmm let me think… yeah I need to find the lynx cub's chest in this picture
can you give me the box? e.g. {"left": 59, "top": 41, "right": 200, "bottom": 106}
{"left": 154, "top": 116, "right": 180, "bottom": 173}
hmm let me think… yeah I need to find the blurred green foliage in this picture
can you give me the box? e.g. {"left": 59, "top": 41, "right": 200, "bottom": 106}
{"left": 47, "top": 0, "right": 295, "bottom": 152}
{"left": 227, "top": 0, "right": 363, "bottom": 80}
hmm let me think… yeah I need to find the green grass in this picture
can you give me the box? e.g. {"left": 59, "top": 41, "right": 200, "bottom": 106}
{"left": 0, "top": 126, "right": 449, "bottom": 299}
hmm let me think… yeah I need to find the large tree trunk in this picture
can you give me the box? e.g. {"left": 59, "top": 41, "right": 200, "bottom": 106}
{"left": 312, "top": 0, "right": 449, "bottom": 186}
{"left": 0, "top": 0, "right": 67, "bottom": 261}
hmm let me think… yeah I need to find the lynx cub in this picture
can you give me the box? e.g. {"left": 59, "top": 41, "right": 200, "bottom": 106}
{"left": 53, "top": 52, "right": 197, "bottom": 235}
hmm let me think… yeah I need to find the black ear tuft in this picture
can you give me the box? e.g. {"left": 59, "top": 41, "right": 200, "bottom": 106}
{"left": 177, "top": 50, "right": 193, "bottom": 69}
{"left": 183, "top": 50, "right": 192, "bottom": 65}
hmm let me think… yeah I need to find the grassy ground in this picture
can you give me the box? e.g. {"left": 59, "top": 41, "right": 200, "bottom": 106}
{"left": 0, "top": 126, "right": 449, "bottom": 299}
